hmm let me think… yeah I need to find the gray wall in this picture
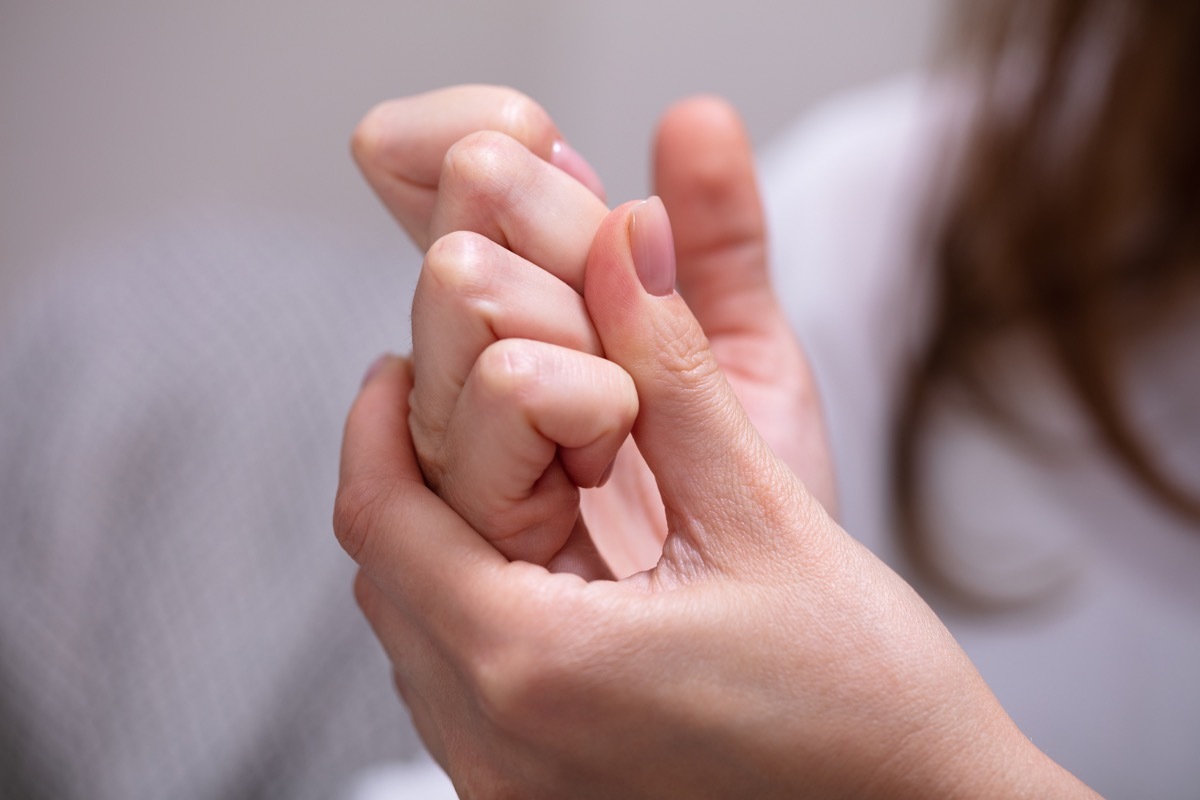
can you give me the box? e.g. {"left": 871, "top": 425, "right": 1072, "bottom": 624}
{"left": 1, "top": 1, "right": 944, "bottom": 309}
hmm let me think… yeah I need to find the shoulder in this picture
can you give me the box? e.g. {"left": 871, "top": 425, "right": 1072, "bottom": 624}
{"left": 760, "top": 73, "right": 941, "bottom": 206}
{"left": 760, "top": 73, "right": 962, "bottom": 310}
{"left": 755, "top": 74, "right": 968, "bottom": 557}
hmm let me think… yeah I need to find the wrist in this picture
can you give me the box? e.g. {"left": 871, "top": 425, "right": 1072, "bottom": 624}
{"left": 901, "top": 692, "right": 1101, "bottom": 799}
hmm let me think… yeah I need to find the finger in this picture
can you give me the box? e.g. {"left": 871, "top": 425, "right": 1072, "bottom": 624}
{"left": 429, "top": 130, "right": 608, "bottom": 292}
{"left": 584, "top": 201, "right": 823, "bottom": 571}
{"left": 410, "top": 230, "right": 602, "bottom": 458}
{"left": 437, "top": 338, "right": 637, "bottom": 566}
{"left": 334, "top": 355, "right": 507, "bottom": 619}
{"left": 653, "top": 96, "right": 783, "bottom": 341}
{"left": 654, "top": 97, "right": 838, "bottom": 513}
{"left": 579, "top": 439, "right": 669, "bottom": 578}
{"left": 352, "top": 85, "right": 605, "bottom": 249}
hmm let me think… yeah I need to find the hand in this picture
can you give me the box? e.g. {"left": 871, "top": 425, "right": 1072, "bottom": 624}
{"left": 353, "top": 86, "right": 837, "bottom": 575}
{"left": 334, "top": 201, "right": 1098, "bottom": 798}
{"left": 382, "top": 88, "right": 630, "bottom": 572}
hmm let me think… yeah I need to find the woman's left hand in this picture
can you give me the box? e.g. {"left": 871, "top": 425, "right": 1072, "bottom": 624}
{"left": 333, "top": 202, "right": 1093, "bottom": 799}
{"left": 352, "top": 86, "right": 837, "bottom": 574}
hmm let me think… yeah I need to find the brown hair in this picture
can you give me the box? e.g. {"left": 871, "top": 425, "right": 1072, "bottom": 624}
{"left": 893, "top": 0, "right": 1200, "bottom": 599}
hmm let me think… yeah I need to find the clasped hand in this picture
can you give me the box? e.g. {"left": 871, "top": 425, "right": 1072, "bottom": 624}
{"left": 333, "top": 86, "right": 1091, "bottom": 799}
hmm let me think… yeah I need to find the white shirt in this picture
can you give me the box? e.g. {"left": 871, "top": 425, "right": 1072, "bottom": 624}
{"left": 762, "top": 75, "right": 1200, "bottom": 799}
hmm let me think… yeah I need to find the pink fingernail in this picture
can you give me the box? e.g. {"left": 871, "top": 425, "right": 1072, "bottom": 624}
{"left": 629, "top": 196, "right": 676, "bottom": 297}
{"left": 551, "top": 139, "right": 607, "bottom": 201}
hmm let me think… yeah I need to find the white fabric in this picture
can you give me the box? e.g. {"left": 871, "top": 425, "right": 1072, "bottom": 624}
{"left": 762, "top": 75, "right": 1200, "bottom": 799}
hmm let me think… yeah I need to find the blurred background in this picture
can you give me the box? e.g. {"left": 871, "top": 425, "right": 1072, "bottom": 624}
{"left": 8, "top": 4, "right": 1199, "bottom": 800}
{"left": 1, "top": 0, "right": 944, "bottom": 312}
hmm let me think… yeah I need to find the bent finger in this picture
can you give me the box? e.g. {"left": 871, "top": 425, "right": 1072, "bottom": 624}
{"left": 352, "top": 85, "right": 604, "bottom": 249}
{"left": 438, "top": 339, "right": 638, "bottom": 565}
{"left": 429, "top": 130, "right": 608, "bottom": 292}
{"left": 410, "top": 230, "right": 602, "bottom": 460}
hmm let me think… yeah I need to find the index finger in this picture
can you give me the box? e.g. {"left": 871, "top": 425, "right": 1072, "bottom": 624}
{"left": 352, "top": 85, "right": 605, "bottom": 249}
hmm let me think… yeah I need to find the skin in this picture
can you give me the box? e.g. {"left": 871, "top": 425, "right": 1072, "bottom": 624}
{"left": 336, "top": 86, "right": 1100, "bottom": 799}
{"left": 352, "top": 85, "right": 835, "bottom": 576}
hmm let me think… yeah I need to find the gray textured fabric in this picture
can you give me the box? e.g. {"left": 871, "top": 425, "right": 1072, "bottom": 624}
{"left": 0, "top": 211, "right": 424, "bottom": 799}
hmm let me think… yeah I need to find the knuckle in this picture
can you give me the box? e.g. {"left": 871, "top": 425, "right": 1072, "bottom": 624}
{"left": 349, "top": 100, "right": 393, "bottom": 167}
{"left": 440, "top": 130, "right": 521, "bottom": 201}
{"left": 466, "top": 597, "right": 597, "bottom": 737}
{"left": 495, "top": 89, "right": 556, "bottom": 151}
{"left": 469, "top": 636, "right": 556, "bottom": 736}
{"left": 424, "top": 230, "right": 497, "bottom": 300}
{"left": 332, "top": 474, "right": 392, "bottom": 564}
{"left": 474, "top": 340, "right": 542, "bottom": 403}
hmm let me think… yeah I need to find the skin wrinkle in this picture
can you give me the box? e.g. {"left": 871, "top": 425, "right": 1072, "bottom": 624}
{"left": 333, "top": 474, "right": 397, "bottom": 566}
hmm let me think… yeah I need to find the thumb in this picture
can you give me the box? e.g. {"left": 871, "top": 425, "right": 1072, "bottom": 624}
{"left": 654, "top": 96, "right": 779, "bottom": 340}
{"left": 584, "top": 200, "right": 814, "bottom": 570}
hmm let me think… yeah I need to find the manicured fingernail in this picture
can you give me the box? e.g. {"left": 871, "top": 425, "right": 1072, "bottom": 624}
{"left": 551, "top": 139, "right": 606, "bottom": 201}
{"left": 629, "top": 196, "right": 676, "bottom": 296}
{"left": 361, "top": 354, "right": 391, "bottom": 388}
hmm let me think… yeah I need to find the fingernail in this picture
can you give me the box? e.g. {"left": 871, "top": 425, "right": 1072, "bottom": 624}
{"left": 361, "top": 354, "right": 391, "bottom": 388}
{"left": 551, "top": 139, "right": 607, "bottom": 201}
{"left": 629, "top": 196, "right": 676, "bottom": 296}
